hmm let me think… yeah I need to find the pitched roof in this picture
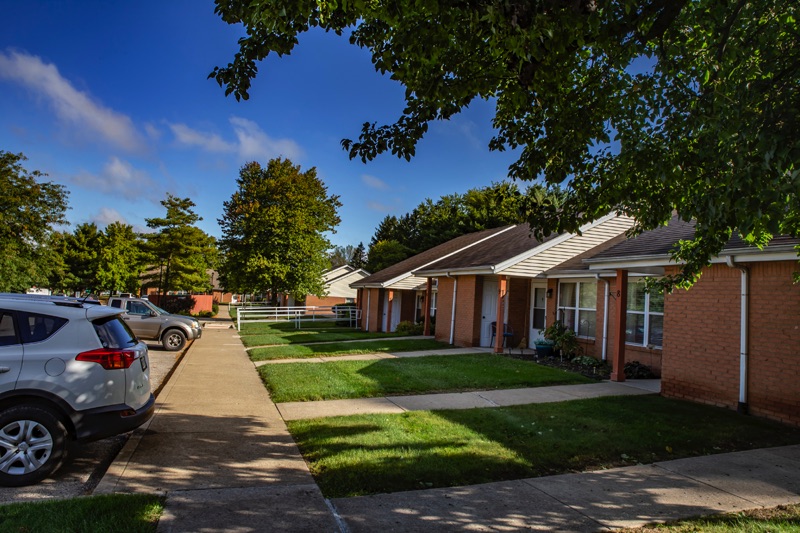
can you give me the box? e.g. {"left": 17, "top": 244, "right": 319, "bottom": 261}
{"left": 544, "top": 232, "right": 632, "bottom": 275}
{"left": 585, "top": 214, "right": 800, "bottom": 268}
{"left": 350, "top": 226, "right": 513, "bottom": 288}
{"left": 414, "top": 224, "right": 549, "bottom": 273}
{"left": 414, "top": 213, "right": 635, "bottom": 277}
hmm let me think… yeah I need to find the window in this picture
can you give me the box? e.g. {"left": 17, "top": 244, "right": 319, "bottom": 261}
{"left": 17, "top": 312, "right": 68, "bottom": 343}
{"left": 626, "top": 280, "right": 664, "bottom": 347}
{"left": 0, "top": 312, "right": 19, "bottom": 346}
{"left": 430, "top": 292, "right": 437, "bottom": 318}
{"left": 558, "top": 281, "right": 597, "bottom": 338}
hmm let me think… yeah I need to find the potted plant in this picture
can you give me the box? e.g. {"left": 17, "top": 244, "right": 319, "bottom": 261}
{"left": 533, "top": 336, "right": 555, "bottom": 358}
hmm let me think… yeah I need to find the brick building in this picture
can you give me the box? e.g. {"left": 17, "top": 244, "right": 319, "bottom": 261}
{"left": 584, "top": 216, "right": 800, "bottom": 426}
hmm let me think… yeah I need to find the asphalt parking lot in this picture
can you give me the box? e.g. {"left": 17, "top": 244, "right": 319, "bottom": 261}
{"left": 0, "top": 342, "right": 186, "bottom": 504}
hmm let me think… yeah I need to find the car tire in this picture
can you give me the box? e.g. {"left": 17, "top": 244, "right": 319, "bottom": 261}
{"left": 0, "top": 405, "right": 68, "bottom": 487}
{"left": 162, "top": 329, "right": 187, "bottom": 351}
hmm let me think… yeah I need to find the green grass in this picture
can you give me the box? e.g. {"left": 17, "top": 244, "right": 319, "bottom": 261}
{"left": 240, "top": 329, "right": 406, "bottom": 348}
{"left": 249, "top": 338, "right": 450, "bottom": 361}
{"left": 626, "top": 504, "right": 800, "bottom": 532}
{"left": 260, "top": 354, "right": 594, "bottom": 402}
{"left": 0, "top": 493, "right": 163, "bottom": 532}
{"left": 287, "top": 395, "right": 800, "bottom": 498}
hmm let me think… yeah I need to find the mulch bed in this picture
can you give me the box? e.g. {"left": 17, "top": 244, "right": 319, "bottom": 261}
{"left": 504, "top": 351, "right": 611, "bottom": 380}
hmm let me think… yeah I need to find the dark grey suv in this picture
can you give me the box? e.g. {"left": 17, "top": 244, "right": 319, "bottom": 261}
{"left": 0, "top": 294, "right": 154, "bottom": 486}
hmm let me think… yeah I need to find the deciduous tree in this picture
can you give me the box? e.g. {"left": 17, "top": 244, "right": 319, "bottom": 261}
{"left": 211, "top": 0, "right": 800, "bottom": 287}
{"left": 96, "top": 222, "right": 144, "bottom": 294}
{"left": 218, "top": 158, "right": 342, "bottom": 303}
{"left": 0, "top": 151, "right": 68, "bottom": 292}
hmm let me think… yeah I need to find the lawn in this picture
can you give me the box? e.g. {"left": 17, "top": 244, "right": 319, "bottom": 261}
{"left": 240, "top": 329, "right": 406, "bottom": 348}
{"left": 249, "top": 338, "right": 451, "bottom": 361}
{"left": 0, "top": 493, "right": 163, "bottom": 532}
{"left": 626, "top": 504, "right": 800, "bottom": 532}
{"left": 287, "top": 395, "right": 800, "bottom": 498}
{"left": 259, "top": 353, "right": 594, "bottom": 402}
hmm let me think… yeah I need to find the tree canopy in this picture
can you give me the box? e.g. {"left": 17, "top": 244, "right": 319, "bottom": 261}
{"left": 142, "top": 194, "right": 217, "bottom": 295}
{"left": 218, "top": 158, "right": 342, "bottom": 302}
{"left": 211, "top": 0, "right": 800, "bottom": 287}
{"left": 364, "top": 181, "right": 562, "bottom": 271}
{"left": 0, "top": 151, "right": 69, "bottom": 292}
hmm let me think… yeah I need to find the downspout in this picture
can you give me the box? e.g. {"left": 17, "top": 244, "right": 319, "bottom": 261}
{"left": 726, "top": 256, "right": 749, "bottom": 414}
{"left": 447, "top": 273, "right": 457, "bottom": 345}
{"left": 596, "top": 274, "right": 610, "bottom": 361}
{"left": 366, "top": 290, "right": 371, "bottom": 332}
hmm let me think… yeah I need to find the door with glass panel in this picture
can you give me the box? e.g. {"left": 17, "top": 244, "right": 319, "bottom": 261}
{"left": 528, "top": 283, "right": 547, "bottom": 347}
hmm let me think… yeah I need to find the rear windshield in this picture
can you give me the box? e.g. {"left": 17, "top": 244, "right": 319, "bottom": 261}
{"left": 93, "top": 315, "right": 138, "bottom": 349}
{"left": 17, "top": 312, "right": 68, "bottom": 343}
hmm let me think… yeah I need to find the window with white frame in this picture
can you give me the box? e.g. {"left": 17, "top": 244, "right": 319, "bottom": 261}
{"left": 625, "top": 280, "right": 664, "bottom": 347}
{"left": 557, "top": 281, "right": 597, "bottom": 338}
{"left": 429, "top": 291, "right": 437, "bottom": 318}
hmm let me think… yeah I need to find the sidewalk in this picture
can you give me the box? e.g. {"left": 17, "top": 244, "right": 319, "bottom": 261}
{"left": 96, "top": 323, "right": 800, "bottom": 532}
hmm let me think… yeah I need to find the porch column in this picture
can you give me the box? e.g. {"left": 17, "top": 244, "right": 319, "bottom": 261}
{"left": 423, "top": 278, "right": 433, "bottom": 336}
{"left": 494, "top": 276, "right": 507, "bottom": 354}
{"left": 610, "top": 269, "right": 628, "bottom": 382}
{"left": 386, "top": 289, "right": 394, "bottom": 333}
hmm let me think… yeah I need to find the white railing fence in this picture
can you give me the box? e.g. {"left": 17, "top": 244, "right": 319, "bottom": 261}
{"left": 236, "top": 305, "right": 361, "bottom": 331}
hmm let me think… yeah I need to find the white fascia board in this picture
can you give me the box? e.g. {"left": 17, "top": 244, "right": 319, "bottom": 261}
{"left": 408, "top": 225, "right": 518, "bottom": 278}
{"left": 414, "top": 266, "right": 495, "bottom": 277}
{"left": 493, "top": 212, "right": 623, "bottom": 273}
{"left": 587, "top": 256, "right": 678, "bottom": 270}
{"left": 586, "top": 248, "right": 798, "bottom": 272}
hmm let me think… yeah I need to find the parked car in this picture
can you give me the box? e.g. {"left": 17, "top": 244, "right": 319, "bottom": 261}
{"left": 0, "top": 293, "right": 154, "bottom": 486}
{"left": 107, "top": 297, "right": 202, "bottom": 351}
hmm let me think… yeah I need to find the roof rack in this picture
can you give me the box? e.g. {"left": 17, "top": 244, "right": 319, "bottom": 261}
{"left": 0, "top": 293, "right": 100, "bottom": 308}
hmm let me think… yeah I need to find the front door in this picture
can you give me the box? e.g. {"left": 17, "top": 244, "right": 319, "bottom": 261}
{"left": 529, "top": 283, "right": 547, "bottom": 347}
{"left": 480, "top": 280, "right": 498, "bottom": 346}
{"left": 390, "top": 292, "right": 402, "bottom": 332}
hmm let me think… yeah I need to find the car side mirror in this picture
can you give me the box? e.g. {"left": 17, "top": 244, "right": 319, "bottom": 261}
{"left": 150, "top": 311, "right": 158, "bottom": 317}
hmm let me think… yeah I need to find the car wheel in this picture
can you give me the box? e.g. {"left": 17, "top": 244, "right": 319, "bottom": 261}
{"left": 0, "top": 405, "right": 68, "bottom": 487}
{"left": 162, "top": 329, "right": 187, "bottom": 351}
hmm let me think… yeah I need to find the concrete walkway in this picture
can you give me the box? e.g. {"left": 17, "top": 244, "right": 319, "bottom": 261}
{"left": 277, "top": 380, "right": 660, "bottom": 421}
{"left": 96, "top": 322, "right": 800, "bottom": 532}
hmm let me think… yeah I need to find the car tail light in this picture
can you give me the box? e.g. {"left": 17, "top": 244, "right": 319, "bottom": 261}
{"left": 77, "top": 348, "right": 137, "bottom": 370}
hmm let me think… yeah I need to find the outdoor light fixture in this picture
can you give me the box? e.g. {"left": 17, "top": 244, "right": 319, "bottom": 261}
{"left": 546, "top": 288, "right": 553, "bottom": 299}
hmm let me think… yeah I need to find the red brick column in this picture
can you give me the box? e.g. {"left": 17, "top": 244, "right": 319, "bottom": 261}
{"left": 611, "top": 269, "right": 628, "bottom": 382}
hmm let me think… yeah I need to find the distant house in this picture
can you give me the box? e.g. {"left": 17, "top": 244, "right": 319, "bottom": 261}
{"left": 301, "top": 265, "right": 369, "bottom": 307}
{"left": 582, "top": 215, "right": 800, "bottom": 426}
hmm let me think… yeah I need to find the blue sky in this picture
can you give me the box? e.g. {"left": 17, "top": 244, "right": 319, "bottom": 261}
{"left": 0, "top": 0, "right": 519, "bottom": 248}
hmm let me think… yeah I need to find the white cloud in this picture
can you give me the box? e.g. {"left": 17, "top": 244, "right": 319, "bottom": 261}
{"left": 230, "top": 117, "right": 303, "bottom": 161}
{"left": 91, "top": 207, "right": 128, "bottom": 226}
{"left": 169, "top": 117, "right": 303, "bottom": 161}
{"left": 169, "top": 123, "right": 234, "bottom": 152}
{"left": 362, "top": 174, "right": 390, "bottom": 191}
{"left": 0, "top": 50, "right": 146, "bottom": 152}
{"left": 72, "top": 156, "right": 161, "bottom": 203}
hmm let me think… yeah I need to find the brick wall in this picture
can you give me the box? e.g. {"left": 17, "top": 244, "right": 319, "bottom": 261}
{"left": 661, "top": 261, "right": 800, "bottom": 426}
{"left": 452, "top": 276, "right": 481, "bottom": 347}
{"left": 400, "top": 290, "right": 416, "bottom": 323}
{"left": 506, "top": 277, "right": 529, "bottom": 348}
{"left": 435, "top": 277, "right": 454, "bottom": 344}
{"left": 362, "top": 288, "right": 383, "bottom": 332}
{"left": 304, "top": 295, "right": 348, "bottom": 307}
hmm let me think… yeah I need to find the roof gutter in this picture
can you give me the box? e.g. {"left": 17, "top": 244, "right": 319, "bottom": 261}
{"left": 725, "top": 256, "right": 749, "bottom": 414}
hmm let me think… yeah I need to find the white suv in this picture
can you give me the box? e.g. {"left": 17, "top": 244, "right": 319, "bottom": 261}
{"left": 0, "top": 294, "right": 154, "bottom": 486}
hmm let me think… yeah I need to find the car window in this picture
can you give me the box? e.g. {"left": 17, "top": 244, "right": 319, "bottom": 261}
{"left": 127, "top": 302, "right": 150, "bottom": 315}
{"left": 0, "top": 312, "right": 19, "bottom": 347}
{"left": 109, "top": 299, "right": 123, "bottom": 309}
{"left": 93, "top": 315, "right": 138, "bottom": 349}
{"left": 17, "top": 312, "right": 68, "bottom": 344}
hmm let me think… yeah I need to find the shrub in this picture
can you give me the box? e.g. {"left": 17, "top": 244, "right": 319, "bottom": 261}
{"left": 395, "top": 321, "right": 423, "bottom": 335}
{"left": 212, "top": 301, "right": 219, "bottom": 316}
{"left": 543, "top": 321, "right": 583, "bottom": 357}
{"left": 161, "top": 296, "right": 195, "bottom": 315}
{"left": 624, "top": 361, "right": 655, "bottom": 379}
{"left": 571, "top": 355, "right": 601, "bottom": 367}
